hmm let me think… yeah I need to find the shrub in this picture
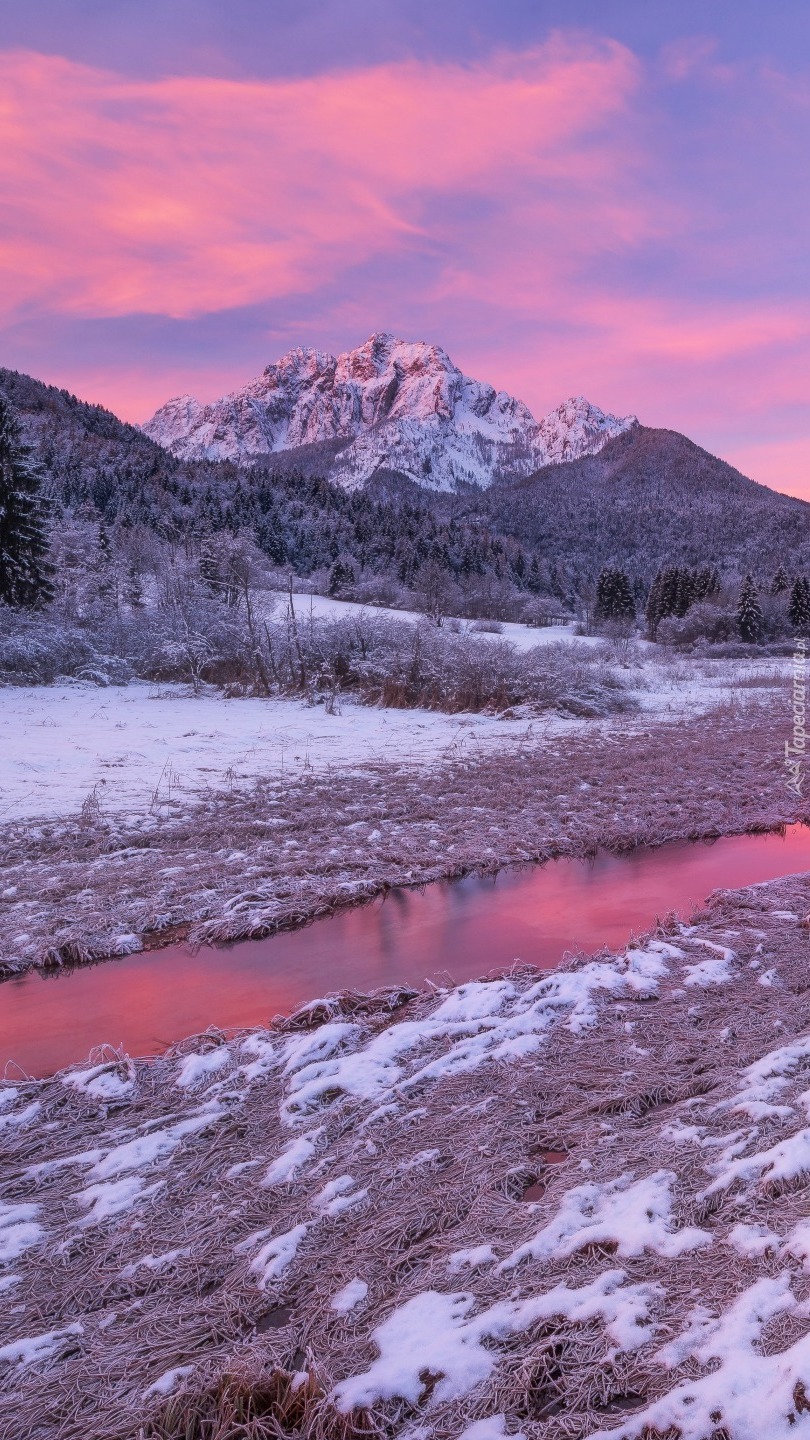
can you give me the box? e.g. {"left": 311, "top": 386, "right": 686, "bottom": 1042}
{"left": 469, "top": 618, "right": 504, "bottom": 634}
{"left": 656, "top": 603, "right": 738, "bottom": 649}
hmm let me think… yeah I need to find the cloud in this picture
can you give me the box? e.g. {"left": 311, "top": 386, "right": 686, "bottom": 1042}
{"left": 0, "top": 40, "right": 640, "bottom": 322}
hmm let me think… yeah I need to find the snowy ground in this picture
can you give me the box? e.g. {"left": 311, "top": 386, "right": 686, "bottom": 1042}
{"left": 0, "top": 683, "right": 583, "bottom": 823}
{"left": 294, "top": 590, "right": 597, "bottom": 652}
{"left": 6, "top": 874, "right": 810, "bottom": 1438}
{"left": 0, "top": 649, "right": 789, "bottom": 823}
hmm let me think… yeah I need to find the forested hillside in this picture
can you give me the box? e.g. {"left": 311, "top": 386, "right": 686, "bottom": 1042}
{"left": 2, "top": 365, "right": 810, "bottom": 610}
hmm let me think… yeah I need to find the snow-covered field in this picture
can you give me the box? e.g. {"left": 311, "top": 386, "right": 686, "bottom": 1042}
{"left": 295, "top": 589, "right": 597, "bottom": 652}
{"left": 0, "top": 682, "right": 582, "bottom": 823}
{"left": 0, "top": 642, "right": 788, "bottom": 823}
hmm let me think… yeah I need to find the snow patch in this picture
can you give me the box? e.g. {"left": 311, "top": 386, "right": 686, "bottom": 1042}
{"left": 0, "top": 1323, "right": 83, "bottom": 1372}
{"left": 331, "top": 1279, "right": 369, "bottom": 1315}
{"left": 500, "top": 1171, "right": 711, "bottom": 1269}
{"left": 143, "top": 1365, "right": 194, "bottom": 1399}
{"left": 0, "top": 1200, "right": 43, "bottom": 1265}
{"left": 332, "top": 1270, "right": 657, "bottom": 1412}
{"left": 176, "top": 1047, "right": 230, "bottom": 1089}
{"left": 596, "top": 1276, "right": 810, "bottom": 1440}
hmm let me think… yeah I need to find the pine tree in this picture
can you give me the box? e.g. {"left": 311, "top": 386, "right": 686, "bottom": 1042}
{"left": 328, "top": 558, "right": 356, "bottom": 595}
{"left": 92, "top": 520, "right": 114, "bottom": 601}
{"left": 788, "top": 577, "right": 810, "bottom": 633}
{"left": 645, "top": 569, "right": 665, "bottom": 639}
{"left": 0, "top": 395, "right": 53, "bottom": 607}
{"left": 595, "top": 568, "right": 635, "bottom": 621}
{"left": 659, "top": 566, "right": 680, "bottom": 622}
{"left": 612, "top": 569, "right": 635, "bottom": 619}
{"left": 672, "top": 568, "right": 694, "bottom": 617}
{"left": 125, "top": 561, "right": 144, "bottom": 610}
{"left": 771, "top": 564, "right": 790, "bottom": 595}
{"left": 737, "top": 574, "right": 763, "bottom": 643}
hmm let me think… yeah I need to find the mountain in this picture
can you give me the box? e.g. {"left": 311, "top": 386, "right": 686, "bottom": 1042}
{"left": 3, "top": 363, "right": 810, "bottom": 595}
{"left": 142, "top": 332, "right": 637, "bottom": 490}
{"left": 482, "top": 424, "right": 810, "bottom": 578}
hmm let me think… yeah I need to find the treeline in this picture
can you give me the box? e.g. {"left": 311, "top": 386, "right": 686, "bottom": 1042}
{"left": 590, "top": 559, "right": 809, "bottom": 647}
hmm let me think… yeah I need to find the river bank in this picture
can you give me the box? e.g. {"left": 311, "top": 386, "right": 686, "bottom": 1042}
{"left": 4, "top": 871, "right": 810, "bottom": 1438}
{"left": 0, "top": 701, "right": 802, "bottom": 979}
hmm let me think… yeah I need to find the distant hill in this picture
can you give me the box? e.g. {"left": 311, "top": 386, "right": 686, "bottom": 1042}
{"left": 481, "top": 425, "right": 810, "bottom": 580}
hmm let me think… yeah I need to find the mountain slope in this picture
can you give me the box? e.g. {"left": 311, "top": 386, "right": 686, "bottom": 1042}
{"left": 143, "top": 332, "right": 637, "bottom": 490}
{"left": 483, "top": 425, "right": 810, "bottom": 577}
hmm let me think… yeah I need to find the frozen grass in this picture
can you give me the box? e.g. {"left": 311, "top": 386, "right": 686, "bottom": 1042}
{"left": 5, "top": 876, "right": 810, "bottom": 1436}
{"left": 0, "top": 703, "right": 799, "bottom": 977}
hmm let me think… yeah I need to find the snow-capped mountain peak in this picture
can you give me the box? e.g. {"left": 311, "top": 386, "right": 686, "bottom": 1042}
{"left": 142, "top": 335, "right": 637, "bottom": 490}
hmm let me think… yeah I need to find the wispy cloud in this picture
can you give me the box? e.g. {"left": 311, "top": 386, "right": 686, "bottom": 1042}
{"left": 0, "top": 41, "right": 639, "bottom": 320}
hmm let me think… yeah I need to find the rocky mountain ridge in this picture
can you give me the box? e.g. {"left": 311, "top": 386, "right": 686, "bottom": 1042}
{"left": 142, "top": 332, "right": 637, "bottom": 490}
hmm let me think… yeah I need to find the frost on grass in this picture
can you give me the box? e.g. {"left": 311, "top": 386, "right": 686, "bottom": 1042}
{"left": 10, "top": 875, "right": 810, "bottom": 1438}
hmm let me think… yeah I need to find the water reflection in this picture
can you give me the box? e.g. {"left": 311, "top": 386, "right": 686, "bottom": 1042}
{"left": 3, "top": 826, "right": 810, "bottom": 1077}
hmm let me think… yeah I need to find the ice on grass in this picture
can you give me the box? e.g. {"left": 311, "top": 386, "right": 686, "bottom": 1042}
{"left": 500, "top": 1170, "right": 711, "bottom": 1270}
{"left": 0, "top": 1200, "right": 43, "bottom": 1266}
{"left": 597, "top": 1276, "right": 810, "bottom": 1440}
{"left": 332, "top": 1270, "right": 658, "bottom": 1413}
{"left": 330, "top": 1278, "right": 369, "bottom": 1315}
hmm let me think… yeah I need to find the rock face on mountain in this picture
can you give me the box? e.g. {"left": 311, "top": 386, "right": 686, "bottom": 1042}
{"left": 142, "top": 333, "right": 636, "bottom": 490}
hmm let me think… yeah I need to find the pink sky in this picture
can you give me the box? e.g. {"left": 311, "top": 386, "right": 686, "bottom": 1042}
{"left": 2, "top": 26, "right": 809, "bottom": 496}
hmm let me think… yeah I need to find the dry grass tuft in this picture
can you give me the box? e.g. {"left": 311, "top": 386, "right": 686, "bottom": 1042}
{"left": 143, "top": 1361, "right": 381, "bottom": 1440}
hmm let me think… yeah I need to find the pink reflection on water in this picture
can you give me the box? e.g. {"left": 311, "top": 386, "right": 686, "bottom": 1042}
{"left": 3, "top": 826, "right": 810, "bottom": 1078}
